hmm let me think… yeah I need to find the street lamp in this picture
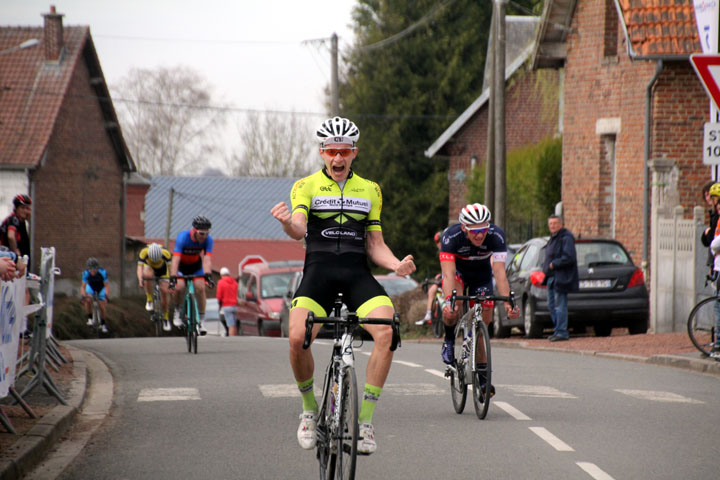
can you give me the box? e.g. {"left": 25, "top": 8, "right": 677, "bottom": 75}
{"left": 0, "top": 38, "right": 40, "bottom": 56}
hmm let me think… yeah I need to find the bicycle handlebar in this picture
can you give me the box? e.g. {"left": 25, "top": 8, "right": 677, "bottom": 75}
{"left": 169, "top": 274, "right": 216, "bottom": 289}
{"left": 449, "top": 289, "right": 516, "bottom": 312}
{"left": 302, "top": 311, "right": 402, "bottom": 352}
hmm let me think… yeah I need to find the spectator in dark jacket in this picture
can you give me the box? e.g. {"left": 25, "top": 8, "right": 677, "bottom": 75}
{"left": 542, "top": 215, "right": 579, "bottom": 342}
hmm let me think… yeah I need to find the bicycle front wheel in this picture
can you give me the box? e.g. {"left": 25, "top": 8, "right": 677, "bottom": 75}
{"left": 335, "top": 366, "right": 358, "bottom": 480}
{"left": 188, "top": 295, "right": 198, "bottom": 354}
{"left": 450, "top": 322, "right": 467, "bottom": 414}
{"left": 153, "top": 289, "right": 163, "bottom": 337}
{"left": 472, "top": 319, "right": 492, "bottom": 420}
{"left": 687, "top": 296, "right": 719, "bottom": 357}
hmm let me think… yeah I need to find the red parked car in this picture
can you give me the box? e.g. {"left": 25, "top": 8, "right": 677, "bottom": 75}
{"left": 236, "top": 260, "right": 303, "bottom": 336}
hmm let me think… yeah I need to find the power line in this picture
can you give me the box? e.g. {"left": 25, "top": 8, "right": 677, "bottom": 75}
{"left": 94, "top": 34, "right": 301, "bottom": 46}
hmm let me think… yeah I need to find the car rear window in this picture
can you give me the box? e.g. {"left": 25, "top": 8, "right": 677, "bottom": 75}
{"left": 261, "top": 272, "right": 295, "bottom": 299}
{"left": 576, "top": 242, "right": 629, "bottom": 267}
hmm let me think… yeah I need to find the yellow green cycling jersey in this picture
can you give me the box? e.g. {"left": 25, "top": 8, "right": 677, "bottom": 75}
{"left": 291, "top": 168, "right": 382, "bottom": 255}
{"left": 138, "top": 246, "right": 172, "bottom": 272}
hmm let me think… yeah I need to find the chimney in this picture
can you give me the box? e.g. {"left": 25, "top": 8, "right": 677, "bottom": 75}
{"left": 42, "top": 5, "right": 64, "bottom": 62}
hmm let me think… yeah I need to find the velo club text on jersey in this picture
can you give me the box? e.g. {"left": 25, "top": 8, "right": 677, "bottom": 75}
{"left": 291, "top": 169, "right": 382, "bottom": 256}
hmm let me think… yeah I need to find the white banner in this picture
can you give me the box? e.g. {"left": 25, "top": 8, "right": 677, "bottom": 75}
{"left": 0, "top": 276, "right": 26, "bottom": 397}
{"left": 694, "top": 1, "right": 720, "bottom": 53}
{"left": 41, "top": 247, "right": 56, "bottom": 335}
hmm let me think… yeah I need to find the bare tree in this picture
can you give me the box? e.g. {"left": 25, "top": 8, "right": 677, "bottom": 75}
{"left": 226, "top": 111, "right": 317, "bottom": 177}
{"left": 112, "top": 66, "right": 226, "bottom": 176}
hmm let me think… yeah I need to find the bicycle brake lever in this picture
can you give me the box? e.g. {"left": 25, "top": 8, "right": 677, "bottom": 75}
{"left": 302, "top": 313, "right": 314, "bottom": 350}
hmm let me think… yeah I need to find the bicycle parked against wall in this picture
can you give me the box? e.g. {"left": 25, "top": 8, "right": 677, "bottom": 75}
{"left": 302, "top": 294, "right": 401, "bottom": 480}
{"left": 170, "top": 274, "right": 215, "bottom": 354}
{"left": 445, "top": 289, "right": 516, "bottom": 419}
{"left": 687, "top": 273, "right": 720, "bottom": 360}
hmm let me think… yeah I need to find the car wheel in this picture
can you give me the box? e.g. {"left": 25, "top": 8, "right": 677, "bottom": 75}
{"left": 493, "top": 304, "right": 511, "bottom": 338}
{"left": 593, "top": 323, "right": 612, "bottom": 337}
{"left": 628, "top": 317, "right": 648, "bottom": 335}
{"left": 523, "top": 299, "right": 542, "bottom": 339}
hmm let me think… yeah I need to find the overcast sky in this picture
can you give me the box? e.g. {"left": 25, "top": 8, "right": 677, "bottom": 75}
{"left": 3, "top": 0, "right": 357, "bottom": 169}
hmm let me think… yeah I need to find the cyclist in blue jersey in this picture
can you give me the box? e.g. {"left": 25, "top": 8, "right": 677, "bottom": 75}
{"left": 81, "top": 257, "right": 110, "bottom": 333}
{"left": 440, "top": 204, "right": 519, "bottom": 392}
{"left": 170, "top": 215, "right": 213, "bottom": 334}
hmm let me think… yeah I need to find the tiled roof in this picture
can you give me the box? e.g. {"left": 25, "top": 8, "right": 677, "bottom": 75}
{"left": 617, "top": 0, "right": 701, "bottom": 57}
{"left": 144, "top": 176, "right": 299, "bottom": 240}
{"left": 0, "top": 25, "right": 86, "bottom": 166}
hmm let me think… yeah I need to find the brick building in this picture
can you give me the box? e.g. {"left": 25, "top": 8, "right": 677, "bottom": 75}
{"left": 542, "top": 0, "right": 706, "bottom": 267}
{"left": 425, "top": 16, "right": 561, "bottom": 230}
{"left": 0, "top": 7, "right": 135, "bottom": 294}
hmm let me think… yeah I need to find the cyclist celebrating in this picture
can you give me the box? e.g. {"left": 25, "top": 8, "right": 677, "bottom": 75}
{"left": 81, "top": 257, "right": 110, "bottom": 333}
{"left": 170, "top": 215, "right": 213, "bottom": 334}
{"left": 440, "top": 204, "right": 519, "bottom": 393}
{"left": 137, "top": 242, "right": 173, "bottom": 332}
{"left": 270, "top": 116, "right": 415, "bottom": 455}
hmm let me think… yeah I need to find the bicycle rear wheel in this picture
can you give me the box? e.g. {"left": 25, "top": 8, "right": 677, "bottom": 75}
{"left": 153, "top": 287, "right": 163, "bottom": 337}
{"left": 188, "top": 294, "right": 198, "bottom": 354}
{"left": 687, "top": 296, "right": 719, "bottom": 357}
{"left": 335, "top": 366, "right": 358, "bottom": 480}
{"left": 450, "top": 322, "right": 467, "bottom": 414}
{"left": 472, "top": 319, "right": 492, "bottom": 420}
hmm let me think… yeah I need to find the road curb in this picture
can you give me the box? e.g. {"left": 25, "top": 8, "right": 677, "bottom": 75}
{"left": 647, "top": 354, "right": 720, "bottom": 376}
{"left": 0, "top": 346, "right": 87, "bottom": 480}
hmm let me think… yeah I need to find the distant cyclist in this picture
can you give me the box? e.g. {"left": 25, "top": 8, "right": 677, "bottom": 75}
{"left": 417, "top": 230, "right": 443, "bottom": 325}
{"left": 271, "top": 116, "right": 415, "bottom": 455}
{"left": 440, "top": 204, "right": 519, "bottom": 394}
{"left": 170, "top": 215, "right": 213, "bottom": 334}
{"left": 137, "top": 242, "right": 172, "bottom": 332}
{"left": 81, "top": 257, "right": 109, "bottom": 333}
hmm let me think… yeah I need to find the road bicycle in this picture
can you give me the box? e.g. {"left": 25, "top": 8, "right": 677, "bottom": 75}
{"left": 302, "top": 294, "right": 401, "bottom": 480}
{"left": 143, "top": 276, "right": 166, "bottom": 337}
{"left": 687, "top": 274, "right": 720, "bottom": 359}
{"left": 445, "top": 289, "right": 516, "bottom": 419}
{"left": 170, "top": 274, "right": 215, "bottom": 354}
{"left": 421, "top": 277, "right": 444, "bottom": 338}
{"left": 86, "top": 292, "right": 106, "bottom": 337}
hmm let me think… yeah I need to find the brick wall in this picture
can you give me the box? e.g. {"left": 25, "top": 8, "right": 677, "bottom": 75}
{"left": 31, "top": 49, "right": 124, "bottom": 295}
{"left": 563, "top": 0, "right": 708, "bottom": 264}
{"left": 443, "top": 68, "right": 560, "bottom": 224}
{"left": 126, "top": 183, "right": 149, "bottom": 238}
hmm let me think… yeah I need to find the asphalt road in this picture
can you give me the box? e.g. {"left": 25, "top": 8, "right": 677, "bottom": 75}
{"left": 51, "top": 336, "right": 720, "bottom": 479}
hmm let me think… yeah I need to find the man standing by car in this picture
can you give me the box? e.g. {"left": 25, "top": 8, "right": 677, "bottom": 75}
{"left": 542, "top": 215, "right": 579, "bottom": 342}
{"left": 216, "top": 267, "right": 239, "bottom": 336}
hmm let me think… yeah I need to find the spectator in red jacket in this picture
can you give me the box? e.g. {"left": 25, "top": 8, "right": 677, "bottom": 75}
{"left": 216, "top": 267, "right": 239, "bottom": 336}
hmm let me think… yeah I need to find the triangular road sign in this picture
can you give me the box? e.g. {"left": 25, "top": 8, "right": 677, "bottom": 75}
{"left": 691, "top": 54, "right": 720, "bottom": 110}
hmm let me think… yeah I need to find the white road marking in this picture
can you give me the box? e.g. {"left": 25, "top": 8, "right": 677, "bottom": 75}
{"left": 614, "top": 389, "right": 704, "bottom": 404}
{"left": 497, "top": 384, "right": 577, "bottom": 399}
{"left": 577, "top": 462, "right": 616, "bottom": 480}
{"left": 137, "top": 388, "right": 200, "bottom": 402}
{"left": 384, "top": 383, "right": 445, "bottom": 395}
{"left": 393, "top": 360, "right": 422, "bottom": 367}
{"left": 425, "top": 368, "right": 447, "bottom": 378}
{"left": 258, "top": 383, "right": 445, "bottom": 397}
{"left": 529, "top": 427, "right": 575, "bottom": 452}
{"left": 494, "top": 401, "right": 531, "bottom": 420}
{"left": 259, "top": 384, "right": 301, "bottom": 398}
{"left": 360, "top": 351, "right": 370, "bottom": 356}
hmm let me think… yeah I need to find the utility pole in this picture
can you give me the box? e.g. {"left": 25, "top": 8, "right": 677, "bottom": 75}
{"left": 164, "top": 187, "right": 174, "bottom": 248}
{"left": 485, "top": 13, "right": 496, "bottom": 213}
{"left": 493, "top": 0, "right": 508, "bottom": 229}
{"left": 331, "top": 33, "right": 339, "bottom": 116}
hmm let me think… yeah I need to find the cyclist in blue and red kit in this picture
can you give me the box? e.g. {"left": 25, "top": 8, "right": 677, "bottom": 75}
{"left": 170, "top": 215, "right": 213, "bottom": 333}
{"left": 440, "top": 204, "right": 519, "bottom": 395}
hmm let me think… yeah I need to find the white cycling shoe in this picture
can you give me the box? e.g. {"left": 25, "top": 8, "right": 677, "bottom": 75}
{"left": 172, "top": 310, "right": 183, "bottom": 328}
{"left": 358, "top": 422, "right": 377, "bottom": 455}
{"left": 297, "top": 411, "right": 317, "bottom": 450}
{"left": 145, "top": 301, "right": 153, "bottom": 312}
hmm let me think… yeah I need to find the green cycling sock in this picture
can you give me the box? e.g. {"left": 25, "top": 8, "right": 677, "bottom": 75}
{"left": 297, "top": 378, "right": 317, "bottom": 413}
{"left": 358, "top": 384, "right": 382, "bottom": 424}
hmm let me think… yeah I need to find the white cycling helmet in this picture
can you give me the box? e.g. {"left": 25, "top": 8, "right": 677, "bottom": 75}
{"left": 458, "top": 203, "right": 491, "bottom": 226}
{"left": 316, "top": 117, "right": 360, "bottom": 147}
{"left": 148, "top": 243, "right": 163, "bottom": 262}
